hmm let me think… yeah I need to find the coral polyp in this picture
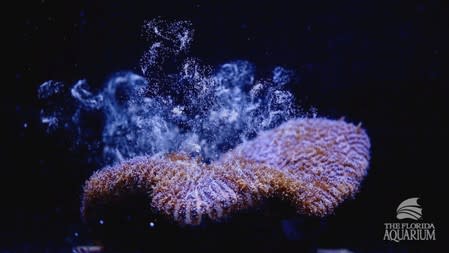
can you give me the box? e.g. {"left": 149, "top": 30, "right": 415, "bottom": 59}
{"left": 82, "top": 118, "right": 370, "bottom": 226}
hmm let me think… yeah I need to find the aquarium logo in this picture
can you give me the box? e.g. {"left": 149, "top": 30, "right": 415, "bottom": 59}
{"left": 396, "top": 197, "right": 422, "bottom": 220}
{"left": 383, "top": 197, "right": 436, "bottom": 242}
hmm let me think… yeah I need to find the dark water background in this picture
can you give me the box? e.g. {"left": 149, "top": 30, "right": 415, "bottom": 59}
{"left": 4, "top": 0, "right": 448, "bottom": 252}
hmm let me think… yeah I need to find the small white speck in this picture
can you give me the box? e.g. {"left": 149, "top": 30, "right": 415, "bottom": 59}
{"left": 99, "top": 219, "right": 104, "bottom": 225}
{"left": 74, "top": 232, "right": 79, "bottom": 237}
{"left": 172, "top": 106, "right": 185, "bottom": 116}
{"left": 149, "top": 222, "right": 155, "bottom": 228}
{"left": 23, "top": 123, "right": 28, "bottom": 128}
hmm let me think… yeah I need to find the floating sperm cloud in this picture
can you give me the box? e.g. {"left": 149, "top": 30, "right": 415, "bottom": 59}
{"left": 38, "top": 19, "right": 297, "bottom": 165}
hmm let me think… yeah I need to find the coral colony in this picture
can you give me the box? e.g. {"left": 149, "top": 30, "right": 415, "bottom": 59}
{"left": 82, "top": 118, "right": 370, "bottom": 226}
{"left": 38, "top": 19, "right": 371, "bottom": 227}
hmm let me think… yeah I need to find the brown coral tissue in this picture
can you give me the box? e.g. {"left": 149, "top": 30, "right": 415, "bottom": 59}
{"left": 81, "top": 118, "right": 370, "bottom": 227}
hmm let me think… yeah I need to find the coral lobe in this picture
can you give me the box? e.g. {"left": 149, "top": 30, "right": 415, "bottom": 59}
{"left": 82, "top": 118, "right": 370, "bottom": 225}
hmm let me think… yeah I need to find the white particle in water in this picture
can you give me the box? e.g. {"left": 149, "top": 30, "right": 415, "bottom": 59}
{"left": 38, "top": 80, "right": 64, "bottom": 99}
{"left": 172, "top": 106, "right": 184, "bottom": 116}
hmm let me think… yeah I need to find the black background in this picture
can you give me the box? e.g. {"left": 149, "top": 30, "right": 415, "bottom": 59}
{"left": 4, "top": 0, "right": 448, "bottom": 252}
